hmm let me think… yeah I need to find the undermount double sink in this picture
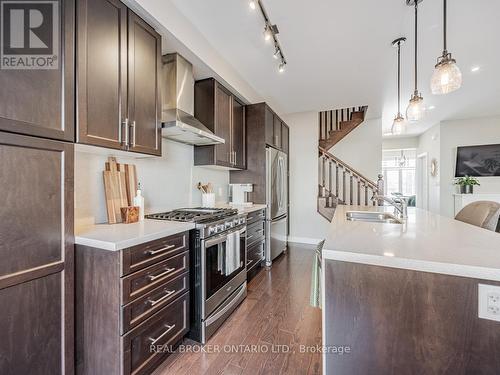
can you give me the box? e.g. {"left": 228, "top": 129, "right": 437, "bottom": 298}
{"left": 346, "top": 211, "right": 403, "bottom": 224}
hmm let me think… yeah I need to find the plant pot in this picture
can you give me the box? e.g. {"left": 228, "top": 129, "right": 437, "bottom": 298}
{"left": 463, "top": 185, "right": 474, "bottom": 194}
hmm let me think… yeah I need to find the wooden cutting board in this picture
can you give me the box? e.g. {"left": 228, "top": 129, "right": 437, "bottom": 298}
{"left": 103, "top": 157, "right": 130, "bottom": 223}
{"left": 124, "top": 164, "right": 138, "bottom": 206}
{"left": 103, "top": 170, "right": 121, "bottom": 223}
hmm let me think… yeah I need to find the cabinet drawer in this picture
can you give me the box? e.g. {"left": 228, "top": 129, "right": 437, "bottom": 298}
{"left": 122, "top": 232, "right": 188, "bottom": 276}
{"left": 122, "top": 293, "right": 189, "bottom": 375}
{"left": 246, "top": 240, "right": 264, "bottom": 272}
{"left": 121, "top": 272, "right": 189, "bottom": 334}
{"left": 247, "top": 220, "right": 265, "bottom": 247}
{"left": 121, "top": 251, "right": 189, "bottom": 304}
{"left": 246, "top": 209, "right": 265, "bottom": 225}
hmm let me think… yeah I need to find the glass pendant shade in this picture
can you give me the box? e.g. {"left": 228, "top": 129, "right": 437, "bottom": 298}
{"left": 431, "top": 54, "right": 462, "bottom": 94}
{"left": 406, "top": 93, "right": 425, "bottom": 122}
{"left": 391, "top": 115, "right": 406, "bottom": 135}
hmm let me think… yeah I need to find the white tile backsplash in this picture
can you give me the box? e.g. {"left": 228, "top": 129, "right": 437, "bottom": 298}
{"left": 75, "top": 139, "right": 229, "bottom": 227}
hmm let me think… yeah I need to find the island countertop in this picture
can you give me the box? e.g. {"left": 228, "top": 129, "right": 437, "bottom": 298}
{"left": 322, "top": 205, "right": 500, "bottom": 281}
{"left": 75, "top": 220, "right": 195, "bottom": 251}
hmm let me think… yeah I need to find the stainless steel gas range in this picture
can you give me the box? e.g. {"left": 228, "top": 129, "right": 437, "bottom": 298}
{"left": 146, "top": 208, "right": 247, "bottom": 344}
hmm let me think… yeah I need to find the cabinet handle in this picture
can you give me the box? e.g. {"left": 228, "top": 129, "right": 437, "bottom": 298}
{"left": 233, "top": 151, "right": 237, "bottom": 165}
{"left": 147, "top": 267, "right": 175, "bottom": 281}
{"left": 149, "top": 324, "right": 176, "bottom": 345}
{"left": 246, "top": 260, "right": 252, "bottom": 266}
{"left": 148, "top": 289, "right": 176, "bottom": 306}
{"left": 147, "top": 244, "right": 176, "bottom": 256}
{"left": 122, "top": 118, "right": 129, "bottom": 147}
{"left": 130, "top": 120, "right": 136, "bottom": 147}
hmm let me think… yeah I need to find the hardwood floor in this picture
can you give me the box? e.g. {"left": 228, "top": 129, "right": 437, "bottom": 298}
{"left": 152, "top": 243, "right": 322, "bottom": 375}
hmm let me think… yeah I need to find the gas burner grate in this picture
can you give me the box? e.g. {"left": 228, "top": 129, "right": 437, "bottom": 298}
{"left": 146, "top": 207, "right": 238, "bottom": 223}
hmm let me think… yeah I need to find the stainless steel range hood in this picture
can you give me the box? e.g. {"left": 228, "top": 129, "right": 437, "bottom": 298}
{"left": 161, "top": 53, "right": 224, "bottom": 145}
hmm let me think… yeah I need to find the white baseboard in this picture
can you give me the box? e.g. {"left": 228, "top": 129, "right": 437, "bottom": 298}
{"left": 288, "top": 236, "right": 322, "bottom": 245}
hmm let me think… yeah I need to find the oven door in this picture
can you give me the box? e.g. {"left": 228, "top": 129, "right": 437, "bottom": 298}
{"left": 202, "top": 227, "right": 246, "bottom": 317}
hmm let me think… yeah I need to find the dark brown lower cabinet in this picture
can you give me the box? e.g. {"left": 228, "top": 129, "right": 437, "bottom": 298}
{"left": 0, "top": 132, "right": 74, "bottom": 375}
{"left": 246, "top": 209, "right": 266, "bottom": 281}
{"left": 76, "top": 232, "right": 190, "bottom": 375}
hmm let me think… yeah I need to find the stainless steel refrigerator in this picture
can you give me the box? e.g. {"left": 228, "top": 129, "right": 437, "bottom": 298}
{"left": 265, "top": 147, "right": 288, "bottom": 266}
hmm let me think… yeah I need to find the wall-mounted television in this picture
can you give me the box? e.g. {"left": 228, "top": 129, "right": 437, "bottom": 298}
{"left": 455, "top": 144, "right": 500, "bottom": 177}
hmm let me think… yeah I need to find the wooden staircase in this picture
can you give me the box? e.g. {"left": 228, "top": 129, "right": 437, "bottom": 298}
{"left": 318, "top": 106, "right": 368, "bottom": 151}
{"left": 316, "top": 105, "right": 382, "bottom": 222}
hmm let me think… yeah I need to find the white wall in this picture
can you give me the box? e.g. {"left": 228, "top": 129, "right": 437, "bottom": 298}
{"left": 439, "top": 116, "right": 500, "bottom": 217}
{"left": 383, "top": 136, "right": 419, "bottom": 150}
{"left": 283, "top": 111, "right": 382, "bottom": 242}
{"left": 417, "top": 124, "right": 441, "bottom": 214}
{"left": 284, "top": 111, "right": 330, "bottom": 242}
{"left": 330, "top": 118, "right": 382, "bottom": 181}
{"left": 75, "top": 139, "right": 229, "bottom": 227}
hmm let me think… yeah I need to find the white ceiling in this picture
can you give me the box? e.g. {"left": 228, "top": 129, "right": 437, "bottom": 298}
{"left": 168, "top": 0, "right": 500, "bottom": 136}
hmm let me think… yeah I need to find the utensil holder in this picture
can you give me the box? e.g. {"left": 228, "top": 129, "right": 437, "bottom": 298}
{"left": 202, "top": 193, "right": 215, "bottom": 208}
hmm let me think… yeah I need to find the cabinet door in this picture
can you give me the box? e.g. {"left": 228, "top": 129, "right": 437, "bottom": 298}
{"left": 0, "top": 0, "right": 74, "bottom": 141}
{"left": 127, "top": 11, "right": 162, "bottom": 156}
{"left": 273, "top": 115, "right": 282, "bottom": 149}
{"left": 0, "top": 132, "right": 73, "bottom": 374}
{"left": 232, "top": 98, "right": 246, "bottom": 169}
{"left": 282, "top": 124, "right": 289, "bottom": 154}
{"left": 77, "top": 0, "right": 127, "bottom": 149}
{"left": 214, "top": 85, "right": 232, "bottom": 166}
{"left": 265, "top": 107, "right": 274, "bottom": 146}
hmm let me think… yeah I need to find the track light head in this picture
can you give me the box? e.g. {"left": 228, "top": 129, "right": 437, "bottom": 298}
{"left": 278, "top": 62, "right": 286, "bottom": 73}
{"left": 249, "top": 0, "right": 256, "bottom": 10}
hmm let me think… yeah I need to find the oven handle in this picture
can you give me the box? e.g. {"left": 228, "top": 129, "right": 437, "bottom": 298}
{"left": 205, "top": 284, "right": 246, "bottom": 327}
{"left": 204, "top": 227, "right": 246, "bottom": 248}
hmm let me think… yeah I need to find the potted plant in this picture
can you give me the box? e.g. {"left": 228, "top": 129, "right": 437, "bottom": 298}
{"left": 454, "top": 176, "right": 480, "bottom": 194}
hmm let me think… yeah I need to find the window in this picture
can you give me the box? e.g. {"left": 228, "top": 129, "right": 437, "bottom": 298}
{"left": 382, "top": 149, "right": 417, "bottom": 196}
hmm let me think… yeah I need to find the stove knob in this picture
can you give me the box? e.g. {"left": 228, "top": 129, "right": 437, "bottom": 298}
{"left": 218, "top": 224, "right": 224, "bottom": 231}
{"left": 208, "top": 226, "right": 215, "bottom": 235}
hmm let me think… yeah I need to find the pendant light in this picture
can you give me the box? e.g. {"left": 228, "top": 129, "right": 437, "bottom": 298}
{"left": 406, "top": 0, "right": 425, "bottom": 122}
{"left": 391, "top": 38, "right": 407, "bottom": 135}
{"left": 430, "top": 0, "right": 462, "bottom": 94}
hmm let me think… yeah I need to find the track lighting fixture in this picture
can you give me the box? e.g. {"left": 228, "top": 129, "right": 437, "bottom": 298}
{"left": 246, "top": 0, "right": 287, "bottom": 73}
{"left": 273, "top": 47, "right": 280, "bottom": 60}
{"left": 263, "top": 25, "right": 272, "bottom": 42}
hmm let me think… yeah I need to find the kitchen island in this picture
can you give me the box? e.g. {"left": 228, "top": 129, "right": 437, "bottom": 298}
{"left": 322, "top": 205, "right": 500, "bottom": 374}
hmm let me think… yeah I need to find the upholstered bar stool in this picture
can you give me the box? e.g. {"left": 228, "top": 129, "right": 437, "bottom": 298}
{"left": 455, "top": 201, "right": 500, "bottom": 232}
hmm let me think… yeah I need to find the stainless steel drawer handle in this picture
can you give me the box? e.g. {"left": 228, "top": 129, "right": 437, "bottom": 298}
{"left": 246, "top": 260, "right": 252, "bottom": 266}
{"left": 147, "top": 244, "right": 176, "bottom": 256}
{"left": 147, "top": 267, "right": 175, "bottom": 281}
{"left": 148, "top": 324, "right": 176, "bottom": 345}
{"left": 148, "top": 290, "right": 175, "bottom": 306}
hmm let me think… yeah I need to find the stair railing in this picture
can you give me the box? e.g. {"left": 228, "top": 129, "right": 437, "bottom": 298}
{"left": 318, "top": 146, "right": 383, "bottom": 206}
{"left": 318, "top": 106, "right": 367, "bottom": 142}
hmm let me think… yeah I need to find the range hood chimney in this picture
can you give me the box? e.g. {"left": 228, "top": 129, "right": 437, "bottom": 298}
{"left": 161, "top": 53, "right": 224, "bottom": 145}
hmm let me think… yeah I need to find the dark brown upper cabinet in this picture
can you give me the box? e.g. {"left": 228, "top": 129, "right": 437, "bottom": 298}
{"left": 232, "top": 97, "right": 246, "bottom": 169}
{"left": 194, "top": 79, "right": 246, "bottom": 169}
{"left": 77, "top": 0, "right": 161, "bottom": 156}
{"left": 282, "top": 122, "right": 289, "bottom": 154}
{"left": 265, "top": 105, "right": 289, "bottom": 154}
{"left": 0, "top": 0, "right": 74, "bottom": 142}
{"left": 127, "top": 11, "right": 162, "bottom": 155}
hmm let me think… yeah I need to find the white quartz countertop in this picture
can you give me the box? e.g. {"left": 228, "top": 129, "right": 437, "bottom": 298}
{"left": 322, "top": 205, "right": 500, "bottom": 282}
{"left": 215, "top": 203, "right": 267, "bottom": 214}
{"left": 75, "top": 220, "right": 195, "bottom": 251}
